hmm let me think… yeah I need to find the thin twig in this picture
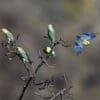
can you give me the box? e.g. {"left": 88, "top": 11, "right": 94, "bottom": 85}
{"left": 35, "top": 79, "right": 54, "bottom": 90}
{"left": 34, "top": 37, "right": 71, "bottom": 74}
{"left": 49, "top": 74, "right": 72, "bottom": 100}
{"left": 18, "top": 54, "right": 49, "bottom": 100}
{"left": 64, "top": 73, "right": 70, "bottom": 87}
{"left": 50, "top": 86, "right": 71, "bottom": 100}
{"left": 34, "top": 92, "right": 52, "bottom": 99}
{"left": 35, "top": 40, "right": 60, "bottom": 74}
{"left": 35, "top": 55, "right": 49, "bottom": 74}
{"left": 60, "top": 94, "right": 63, "bottom": 100}
{"left": 19, "top": 77, "right": 32, "bottom": 100}
{"left": 17, "top": 37, "right": 71, "bottom": 100}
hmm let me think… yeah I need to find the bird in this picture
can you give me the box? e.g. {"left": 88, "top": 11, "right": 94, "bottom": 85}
{"left": 74, "top": 32, "right": 96, "bottom": 54}
{"left": 16, "top": 46, "right": 32, "bottom": 64}
{"left": 1, "top": 28, "right": 16, "bottom": 45}
{"left": 48, "top": 24, "right": 56, "bottom": 48}
{"left": 76, "top": 32, "right": 96, "bottom": 46}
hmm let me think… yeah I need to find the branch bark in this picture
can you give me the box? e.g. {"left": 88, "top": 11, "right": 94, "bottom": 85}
{"left": 19, "top": 77, "right": 32, "bottom": 100}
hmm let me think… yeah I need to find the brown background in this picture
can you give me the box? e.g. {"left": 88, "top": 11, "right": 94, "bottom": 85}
{"left": 0, "top": 0, "right": 100, "bottom": 100}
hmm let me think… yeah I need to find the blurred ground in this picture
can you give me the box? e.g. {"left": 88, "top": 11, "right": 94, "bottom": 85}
{"left": 0, "top": 0, "right": 100, "bottom": 100}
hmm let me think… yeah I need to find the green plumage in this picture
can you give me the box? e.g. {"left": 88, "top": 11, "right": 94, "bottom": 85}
{"left": 16, "top": 47, "right": 32, "bottom": 64}
{"left": 1, "top": 28, "right": 15, "bottom": 44}
{"left": 48, "top": 24, "right": 56, "bottom": 48}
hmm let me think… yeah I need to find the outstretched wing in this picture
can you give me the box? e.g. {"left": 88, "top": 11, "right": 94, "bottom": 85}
{"left": 76, "top": 32, "right": 96, "bottom": 46}
{"left": 73, "top": 40, "right": 84, "bottom": 54}
{"left": 82, "top": 32, "right": 96, "bottom": 40}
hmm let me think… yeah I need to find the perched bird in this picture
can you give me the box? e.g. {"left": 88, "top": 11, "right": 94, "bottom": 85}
{"left": 1, "top": 28, "right": 15, "bottom": 45}
{"left": 43, "top": 46, "right": 55, "bottom": 56}
{"left": 48, "top": 24, "right": 56, "bottom": 48}
{"left": 16, "top": 46, "right": 32, "bottom": 64}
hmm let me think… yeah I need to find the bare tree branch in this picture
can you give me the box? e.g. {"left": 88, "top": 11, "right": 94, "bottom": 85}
{"left": 1, "top": 33, "right": 72, "bottom": 100}
{"left": 19, "top": 77, "right": 32, "bottom": 100}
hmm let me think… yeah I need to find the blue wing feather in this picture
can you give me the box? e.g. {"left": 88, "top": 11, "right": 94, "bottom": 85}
{"left": 74, "top": 41, "right": 84, "bottom": 54}
{"left": 83, "top": 32, "right": 96, "bottom": 40}
{"left": 74, "top": 32, "right": 96, "bottom": 54}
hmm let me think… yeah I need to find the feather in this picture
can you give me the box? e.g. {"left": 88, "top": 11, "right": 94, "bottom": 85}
{"left": 16, "top": 47, "right": 32, "bottom": 64}
{"left": 1, "top": 28, "right": 15, "bottom": 45}
{"left": 48, "top": 24, "right": 56, "bottom": 47}
{"left": 74, "top": 40, "right": 84, "bottom": 54}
